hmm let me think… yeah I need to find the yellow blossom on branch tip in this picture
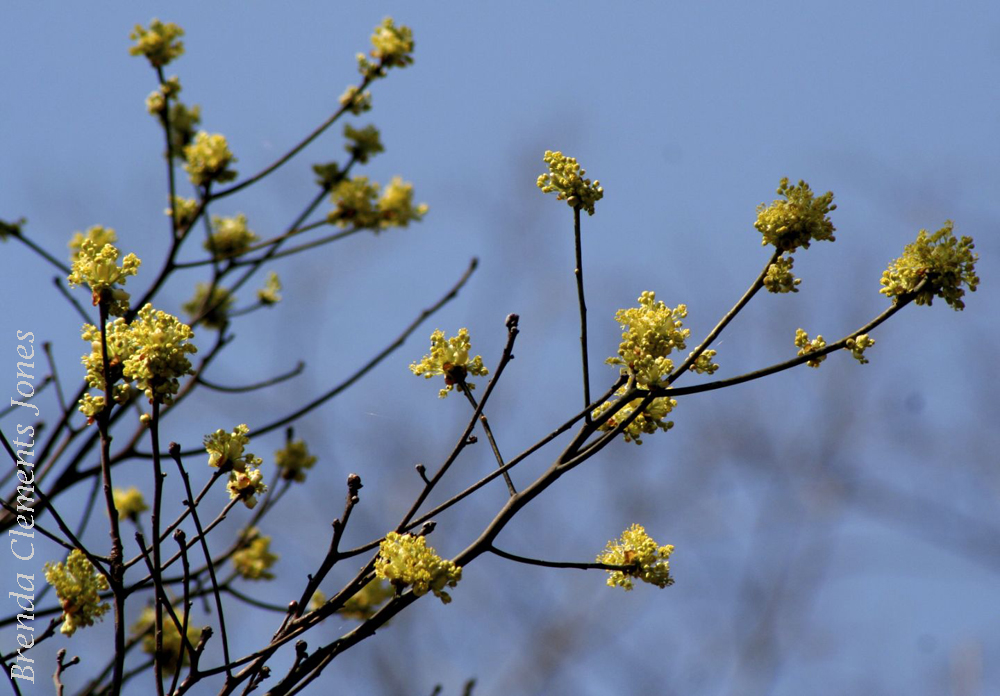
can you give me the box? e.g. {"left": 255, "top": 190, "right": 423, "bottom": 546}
{"left": 204, "top": 213, "right": 258, "bottom": 259}
{"left": 794, "top": 328, "right": 827, "bottom": 368}
{"left": 67, "top": 238, "right": 141, "bottom": 317}
{"left": 344, "top": 123, "right": 384, "bottom": 164}
{"left": 44, "top": 550, "right": 110, "bottom": 636}
{"left": 375, "top": 532, "right": 462, "bottom": 603}
{"left": 274, "top": 438, "right": 317, "bottom": 482}
{"left": 68, "top": 225, "right": 117, "bottom": 261}
{"left": 597, "top": 524, "right": 674, "bottom": 591}
{"left": 536, "top": 150, "right": 604, "bottom": 215}
{"left": 227, "top": 466, "right": 267, "bottom": 509}
{"left": 357, "top": 18, "right": 415, "bottom": 78}
{"left": 879, "top": 221, "right": 979, "bottom": 311}
{"left": 182, "top": 283, "right": 234, "bottom": 330}
{"left": 183, "top": 132, "right": 237, "bottom": 187}
{"left": 592, "top": 388, "right": 677, "bottom": 445}
{"left": 410, "top": 328, "right": 488, "bottom": 398}
{"left": 204, "top": 424, "right": 261, "bottom": 472}
{"left": 113, "top": 486, "right": 148, "bottom": 521}
{"left": 129, "top": 19, "right": 184, "bottom": 68}
{"left": 257, "top": 272, "right": 282, "bottom": 306}
{"left": 755, "top": 178, "right": 836, "bottom": 252}
{"left": 764, "top": 254, "right": 801, "bottom": 293}
{"left": 845, "top": 334, "right": 875, "bottom": 364}
{"left": 607, "top": 291, "right": 692, "bottom": 389}
{"left": 132, "top": 607, "right": 201, "bottom": 675}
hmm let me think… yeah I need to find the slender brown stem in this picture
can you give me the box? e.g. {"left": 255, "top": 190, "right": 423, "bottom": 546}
{"left": 572, "top": 206, "right": 592, "bottom": 419}
{"left": 461, "top": 387, "right": 516, "bottom": 496}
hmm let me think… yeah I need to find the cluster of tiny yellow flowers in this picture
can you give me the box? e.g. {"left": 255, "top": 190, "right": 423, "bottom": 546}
{"left": 78, "top": 304, "right": 197, "bottom": 418}
{"left": 182, "top": 283, "right": 234, "bottom": 330}
{"left": 410, "top": 328, "right": 488, "bottom": 398}
{"left": 607, "top": 292, "right": 693, "bottom": 388}
{"left": 274, "top": 438, "right": 317, "bottom": 482}
{"left": 205, "top": 424, "right": 267, "bottom": 508}
{"left": 204, "top": 213, "right": 258, "bottom": 259}
{"left": 327, "top": 176, "right": 427, "bottom": 231}
{"left": 755, "top": 178, "right": 836, "bottom": 252}
{"left": 592, "top": 388, "right": 677, "bottom": 445}
{"left": 165, "top": 196, "right": 199, "bottom": 229}
{"left": 597, "top": 524, "right": 674, "bottom": 591}
{"left": 338, "top": 578, "right": 395, "bottom": 620}
{"left": 257, "top": 272, "right": 282, "bottom": 306}
{"left": 763, "top": 254, "right": 801, "bottom": 293}
{"left": 44, "top": 550, "right": 110, "bottom": 636}
{"left": 879, "top": 221, "right": 979, "bottom": 311}
{"left": 67, "top": 239, "right": 141, "bottom": 317}
{"left": 339, "top": 86, "right": 373, "bottom": 115}
{"left": 344, "top": 123, "right": 384, "bottom": 164}
{"left": 357, "top": 18, "right": 416, "bottom": 78}
{"left": 129, "top": 19, "right": 185, "bottom": 68}
{"left": 113, "top": 486, "right": 148, "bottom": 522}
{"left": 688, "top": 349, "right": 720, "bottom": 375}
{"left": 183, "top": 132, "right": 237, "bottom": 187}
{"left": 68, "top": 225, "right": 118, "bottom": 261}
{"left": 794, "top": 328, "right": 827, "bottom": 368}
{"left": 845, "top": 333, "right": 875, "bottom": 364}
{"left": 145, "top": 75, "right": 182, "bottom": 115}
{"left": 375, "top": 532, "right": 462, "bottom": 604}
{"left": 122, "top": 305, "right": 198, "bottom": 404}
{"left": 132, "top": 606, "right": 201, "bottom": 675}
{"left": 536, "top": 150, "right": 604, "bottom": 215}
{"left": 168, "top": 102, "right": 202, "bottom": 157}
{"left": 231, "top": 528, "right": 279, "bottom": 580}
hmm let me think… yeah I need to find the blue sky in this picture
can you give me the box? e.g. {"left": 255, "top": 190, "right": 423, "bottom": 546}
{"left": 2, "top": 3, "right": 998, "bottom": 694}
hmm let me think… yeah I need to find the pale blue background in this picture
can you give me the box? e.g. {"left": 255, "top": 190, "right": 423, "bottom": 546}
{"left": 2, "top": 2, "right": 998, "bottom": 695}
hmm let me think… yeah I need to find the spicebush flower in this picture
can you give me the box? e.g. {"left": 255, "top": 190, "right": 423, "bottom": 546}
{"left": 607, "top": 291, "right": 692, "bottom": 389}
{"left": 183, "top": 131, "right": 237, "bottom": 187}
{"left": 327, "top": 176, "right": 427, "bottom": 231}
{"left": 274, "top": 437, "right": 317, "bottom": 482}
{"left": 45, "top": 550, "right": 110, "bottom": 636}
{"left": 204, "top": 213, "right": 258, "bottom": 259}
{"left": 755, "top": 178, "right": 836, "bottom": 252}
{"left": 168, "top": 101, "right": 202, "bottom": 157}
{"left": 344, "top": 123, "right": 384, "bottom": 164}
{"left": 536, "top": 150, "right": 604, "bottom": 215}
{"left": 592, "top": 388, "right": 677, "bottom": 445}
{"left": 257, "top": 272, "right": 282, "bottom": 306}
{"left": 132, "top": 606, "right": 201, "bottom": 675}
{"left": 165, "top": 196, "right": 199, "bottom": 229}
{"left": 129, "top": 19, "right": 185, "bottom": 68}
{"left": 227, "top": 466, "right": 267, "bottom": 509}
{"left": 338, "top": 578, "right": 394, "bottom": 620}
{"left": 204, "top": 424, "right": 261, "bottom": 472}
{"left": 378, "top": 176, "right": 428, "bottom": 228}
{"left": 182, "top": 283, "right": 234, "bottom": 330}
{"left": 113, "top": 486, "right": 148, "bottom": 522}
{"left": 375, "top": 532, "right": 462, "bottom": 604}
{"left": 67, "top": 238, "right": 141, "bottom": 316}
{"left": 357, "top": 18, "right": 415, "bottom": 78}
{"left": 339, "top": 86, "right": 373, "bottom": 115}
{"left": 597, "top": 524, "right": 674, "bottom": 591}
{"left": 232, "top": 529, "right": 279, "bottom": 580}
{"left": 410, "top": 328, "right": 488, "bottom": 398}
{"left": 68, "top": 225, "right": 118, "bottom": 261}
{"left": 845, "top": 333, "right": 875, "bottom": 364}
{"left": 121, "top": 304, "right": 198, "bottom": 405}
{"left": 794, "top": 328, "right": 827, "bottom": 368}
{"left": 879, "top": 221, "right": 979, "bottom": 311}
{"left": 763, "top": 254, "right": 801, "bottom": 293}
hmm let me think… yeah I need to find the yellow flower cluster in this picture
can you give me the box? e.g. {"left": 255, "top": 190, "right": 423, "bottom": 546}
{"left": 205, "top": 425, "right": 267, "bottom": 509}
{"left": 129, "top": 19, "right": 185, "bottom": 68}
{"left": 879, "top": 221, "right": 979, "bottom": 311}
{"left": 78, "top": 305, "right": 197, "bottom": 418}
{"left": 763, "top": 254, "right": 801, "bottom": 293}
{"left": 536, "top": 150, "right": 604, "bottom": 215}
{"left": 794, "top": 328, "right": 827, "bottom": 368}
{"left": 165, "top": 196, "right": 199, "bottom": 229}
{"left": 592, "top": 387, "right": 677, "bottom": 445}
{"left": 410, "top": 328, "right": 488, "bottom": 398}
{"left": 145, "top": 75, "right": 181, "bottom": 115}
{"left": 274, "top": 438, "right": 317, "bottom": 482}
{"left": 132, "top": 606, "right": 201, "bottom": 675}
{"left": 327, "top": 176, "right": 427, "bottom": 231}
{"left": 375, "top": 532, "right": 462, "bottom": 604}
{"left": 754, "top": 178, "right": 836, "bottom": 251}
{"left": 607, "top": 292, "right": 692, "bottom": 388}
{"left": 68, "top": 225, "right": 118, "bottom": 261}
{"left": 67, "top": 238, "right": 141, "bottom": 317}
{"left": 597, "top": 524, "right": 674, "bottom": 591}
{"left": 338, "top": 578, "right": 395, "bottom": 620}
{"left": 339, "top": 86, "right": 373, "bottom": 115}
{"left": 44, "top": 550, "right": 110, "bottom": 636}
{"left": 182, "top": 283, "right": 234, "bottom": 330}
{"left": 112, "top": 486, "right": 148, "bottom": 522}
{"left": 357, "top": 18, "right": 416, "bottom": 78}
{"left": 183, "top": 132, "right": 237, "bottom": 187}
{"left": 845, "top": 333, "right": 875, "bottom": 365}
{"left": 256, "top": 272, "right": 282, "bottom": 306}
{"left": 232, "top": 529, "right": 279, "bottom": 580}
{"left": 204, "top": 214, "right": 258, "bottom": 259}
{"left": 344, "top": 123, "right": 384, "bottom": 164}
